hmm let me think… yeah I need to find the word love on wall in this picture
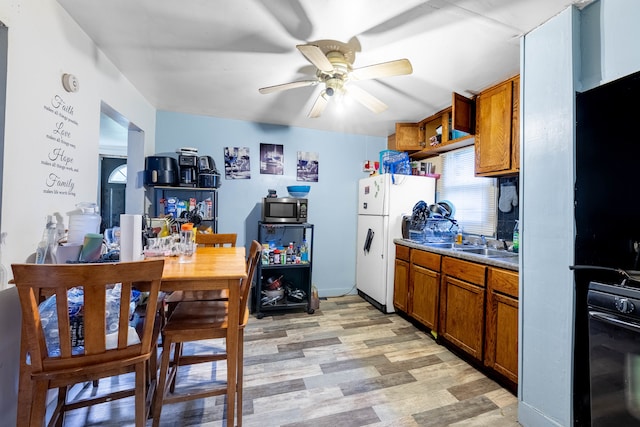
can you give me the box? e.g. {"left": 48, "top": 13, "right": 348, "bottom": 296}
{"left": 41, "top": 94, "right": 78, "bottom": 197}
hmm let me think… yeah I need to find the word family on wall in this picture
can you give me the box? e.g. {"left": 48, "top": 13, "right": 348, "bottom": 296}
{"left": 42, "top": 94, "right": 78, "bottom": 197}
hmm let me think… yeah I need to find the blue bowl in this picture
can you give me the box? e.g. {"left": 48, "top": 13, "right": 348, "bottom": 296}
{"left": 287, "top": 185, "right": 310, "bottom": 198}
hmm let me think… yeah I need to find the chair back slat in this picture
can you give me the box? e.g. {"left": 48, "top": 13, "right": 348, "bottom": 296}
{"left": 240, "top": 241, "right": 261, "bottom": 322}
{"left": 12, "top": 259, "right": 164, "bottom": 372}
{"left": 56, "top": 287, "right": 73, "bottom": 357}
{"left": 195, "top": 233, "right": 237, "bottom": 247}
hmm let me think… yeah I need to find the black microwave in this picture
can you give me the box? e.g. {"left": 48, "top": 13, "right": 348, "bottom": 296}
{"left": 262, "top": 197, "right": 308, "bottom": 224}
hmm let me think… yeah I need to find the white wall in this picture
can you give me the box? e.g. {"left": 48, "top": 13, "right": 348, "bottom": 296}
{"left": 155, "top": 111, "right": 387, "bottom": 297}
{"left": 0, "top": 2, "right": 157, "bottom": 422}
{"left": 0, "top": 0, "right": 156, "bottom": 285}
{"left": 519, "top": 1, "right": 640, "bottom": 425}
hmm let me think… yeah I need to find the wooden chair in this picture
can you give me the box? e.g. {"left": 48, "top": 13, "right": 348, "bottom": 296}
{"left": 165, "top": 233, "right": 238, "bottom": 305}
{"left": 12, "top": 259, "right": 165, "bottom": 427}
{"left": 195, "top": 232, "right": 237, "bottom": 247}
{"left": 152, "top": 241, "right": 262, "bottom": 427}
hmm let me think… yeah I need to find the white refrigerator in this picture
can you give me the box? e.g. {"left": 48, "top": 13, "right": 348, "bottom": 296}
{"left": 356, "top": 174, "right": 436, "bottom": 313}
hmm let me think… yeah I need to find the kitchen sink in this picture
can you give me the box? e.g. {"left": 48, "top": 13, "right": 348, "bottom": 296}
{"left": 454, "top": 247, "right": 518, "bottom": 258}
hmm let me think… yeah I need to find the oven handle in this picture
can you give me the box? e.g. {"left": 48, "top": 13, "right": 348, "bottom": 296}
{"left": 590, "top": 311, "right": 640, "bottom": 333}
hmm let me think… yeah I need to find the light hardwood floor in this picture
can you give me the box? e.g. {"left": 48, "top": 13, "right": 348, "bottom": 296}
{"left": 59, "top": 295, "right": 520, "bottom": 426}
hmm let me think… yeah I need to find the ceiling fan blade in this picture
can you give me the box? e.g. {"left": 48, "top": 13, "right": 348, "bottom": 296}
{"left": 345, "top": 85, "right": 388, "bottom": 114}
{"left": 350, "top": 59, "right": 413, "bottom": 81}
{"left": 297, "top": 44, "right": 334, "bottom": 73}
{"left": 258, "top": 80, "right": 317, "bottom": 94}
{"left": 308, "top": 92, "right": 329, "bottom": 118}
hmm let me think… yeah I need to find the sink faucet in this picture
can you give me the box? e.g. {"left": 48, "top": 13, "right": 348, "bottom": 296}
{"left": 480, "top": 235, "right": 487, "bottom": 247}
{"left": 500, "top": 239, "right": 508, "bottom": 250}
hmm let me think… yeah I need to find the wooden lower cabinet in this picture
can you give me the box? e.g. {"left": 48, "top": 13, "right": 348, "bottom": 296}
{"left": 409, "top": 250, "right": 441, "bottom": 330}
{"left": 393, "top": 245, "right": 410, "bottom": 312}
{"left": 440, "top": 257, "right": 487, "bottom": 361}
{"left": 392, "top": 245, "right": 519, "bottom": 386}
{"left": 484, "top": 267, "right": 519, "bottom": 384}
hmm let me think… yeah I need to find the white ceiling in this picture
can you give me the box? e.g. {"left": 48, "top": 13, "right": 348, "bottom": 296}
{"left": 58, "top": 0, "right": 591, "bottom": 138}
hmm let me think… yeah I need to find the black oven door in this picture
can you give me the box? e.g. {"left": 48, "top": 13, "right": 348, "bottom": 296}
{"left": 588, "top": 309, "right": 640, "bottom": 426}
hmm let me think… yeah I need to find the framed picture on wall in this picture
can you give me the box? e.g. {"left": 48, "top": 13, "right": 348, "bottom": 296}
{"left": 297, "top": 151, "right": 318, "bottom": 182}
{"left": 224, "top": 147, "right": 251, "bottom": 179}
{"left": 260, "top": 143, "right": 283, "bottom": 175}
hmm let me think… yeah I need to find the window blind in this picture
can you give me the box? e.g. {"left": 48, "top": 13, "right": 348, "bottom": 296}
{"left": 438, "top": 146, "right": 497, "bottom": 237}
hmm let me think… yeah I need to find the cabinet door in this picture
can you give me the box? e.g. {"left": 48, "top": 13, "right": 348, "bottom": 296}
{"left": 484, "top": 267, "right": 519, "bottom": 384}
{"left": 475, "top": 79, "right": 514, "bottom": 175}
{"left": 484, "top": 291, "right": 518, "bottom": 383}
{"left": 393, "top": 258, "right": 410, "bottom": 312}
{"left": 391, "top": 122, "right": 425, "bottom": 151}
{"left": 511, "top": 76, "right": 520, "bottom": 173}
{"left": 440, "top": 275, "right": 485, "bottom": 360}
{"left": 452, "top": 92, "right": 475, "bottom": 134}
{"left": 410, "top": 264, "right": 439, "bottom": 330}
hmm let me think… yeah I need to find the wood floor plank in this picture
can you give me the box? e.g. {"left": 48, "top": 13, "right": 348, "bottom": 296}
{"left": 51, "top": 295, "right": 520, "bottom": 426}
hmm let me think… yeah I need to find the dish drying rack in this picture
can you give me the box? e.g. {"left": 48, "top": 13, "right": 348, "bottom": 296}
{"left": 409, "top": 217, "right": 459, "bottom": 244}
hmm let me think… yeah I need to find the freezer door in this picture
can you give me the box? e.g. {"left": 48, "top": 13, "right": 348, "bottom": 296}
{"left": 356, "top": 214, "right": 388, "bottom": 309}
{"left": 358, "top": 175, "right": 386, "bottom": 216}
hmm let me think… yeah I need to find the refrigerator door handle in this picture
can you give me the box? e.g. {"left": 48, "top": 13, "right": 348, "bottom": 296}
{"left": 364, "top": 228, "right": 374, "bottom": 253}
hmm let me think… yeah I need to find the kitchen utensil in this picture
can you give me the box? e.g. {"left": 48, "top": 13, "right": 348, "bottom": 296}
{"left": 287, "top": 185, "right": 310, "bottom": 198}
{"left": 144, "top": 156, "right": 179, "bottom": 186}
{"left": 437, "top": 200, "right": 456, "bottom": 218}
{"left": 428, "top": 203, "right": 450, "bottom": 218}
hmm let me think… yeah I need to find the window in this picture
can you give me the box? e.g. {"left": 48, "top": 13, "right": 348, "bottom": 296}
{"left": 438, "top": 146, "right": 497, "bottom": 236}
{"left": 108, "top": 164, "right": 127, "bottom": 184}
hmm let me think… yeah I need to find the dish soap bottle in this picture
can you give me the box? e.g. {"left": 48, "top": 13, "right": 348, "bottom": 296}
{"left": 512, "top": 220, "right": 520, "bottom": 253}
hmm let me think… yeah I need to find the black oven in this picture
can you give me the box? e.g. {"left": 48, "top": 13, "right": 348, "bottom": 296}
{"left": 588, "top": 280, "right": 640, "bottom": 426}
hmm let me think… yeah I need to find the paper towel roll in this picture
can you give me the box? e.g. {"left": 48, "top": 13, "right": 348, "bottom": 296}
{"left": 120, "top": 214, "right": 143, "bottom": 262}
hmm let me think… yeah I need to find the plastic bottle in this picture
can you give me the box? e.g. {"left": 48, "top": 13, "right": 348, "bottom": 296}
{"left": 456, "top": 226, "right": 464, "bottom": 245}
{"left": 512, "top": 220, "right": 520, "bottom": 253}
{"left": 300, "top": 239, "right": 309, "bottom": 263}
{"left": 286, "top": 242, "right": 294, "bottom": 264}
{"left": 261, "top": 244, "right": 270, "bottom": 265}
{"left": 36, "top": 215, "right": 58, "bottom": 264}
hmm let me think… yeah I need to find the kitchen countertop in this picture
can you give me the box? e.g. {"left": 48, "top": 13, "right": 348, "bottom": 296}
{"left": 394, "top": 239, "right": 519, "bottom": 272}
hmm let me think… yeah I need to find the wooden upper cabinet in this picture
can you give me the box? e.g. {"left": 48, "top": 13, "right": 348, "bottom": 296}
{"left": 391, "top": 92, "right": 475, "bottom": 159}
{"left": 475, "top": 75, "right": 519, "bottom": 176}
{"left": 388, "top": 122, "right": 425, "bottom": 152}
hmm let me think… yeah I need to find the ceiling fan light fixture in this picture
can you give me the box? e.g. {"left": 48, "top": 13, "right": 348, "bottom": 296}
{"left": 259, "top": 39, "right": 413, "bottom": 118}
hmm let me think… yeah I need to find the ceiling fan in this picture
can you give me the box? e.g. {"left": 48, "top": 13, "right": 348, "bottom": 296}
{"left": 258, "top": 39, "right": 413, "bottom": 118}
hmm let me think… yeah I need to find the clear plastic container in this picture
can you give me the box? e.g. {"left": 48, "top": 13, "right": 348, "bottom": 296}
{"left": 67, "top": 202, "right": 101, "bottom": 244}
{"left": 409, "top": 218, "right": 458, "bottom": 244}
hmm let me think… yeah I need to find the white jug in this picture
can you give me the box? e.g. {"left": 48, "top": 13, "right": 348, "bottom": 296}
{"left": 67, "top": 202, "right": 101, "bottom": 245}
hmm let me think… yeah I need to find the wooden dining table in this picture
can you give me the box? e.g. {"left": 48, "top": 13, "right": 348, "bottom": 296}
{"left": 16, "top": 246, "right": 247, "bottom": 427}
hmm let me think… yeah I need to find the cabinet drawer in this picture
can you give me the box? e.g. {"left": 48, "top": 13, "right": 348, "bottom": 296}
{"left": 442, "top": 257, "right": 486, "bottom": 285}
{"left": 411, "top": 249, "right": 441, "bottom": 271}
{"left": 488, "top": 268, "right": 519, "bottom": 298}
{"left": 395, "top": 245, "right": 410, "bottom": 262}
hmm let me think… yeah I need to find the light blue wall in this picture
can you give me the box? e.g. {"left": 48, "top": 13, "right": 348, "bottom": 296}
{"left": 155, "top": 111, "right": 386, "bottom": 297}
{"left": 520, "top": 1, "right": 640, "bottom": 426}
{"left": 519, "top": 7, "right": 579, "bottom": 427}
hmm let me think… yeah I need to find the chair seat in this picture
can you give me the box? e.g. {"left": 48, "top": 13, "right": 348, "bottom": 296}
{"left": 164, "top": 300, "right": 250, "bottom": 333}
{"left": 165, "top": 289, "right": 228, "bottom": 304}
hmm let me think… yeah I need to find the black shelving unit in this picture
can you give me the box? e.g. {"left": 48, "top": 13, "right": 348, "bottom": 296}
{"left": 148, "top": 186, "right": 218, "bottom": 233}
{"left": 255, "top": 222, "right": 314, "bottom": 318}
